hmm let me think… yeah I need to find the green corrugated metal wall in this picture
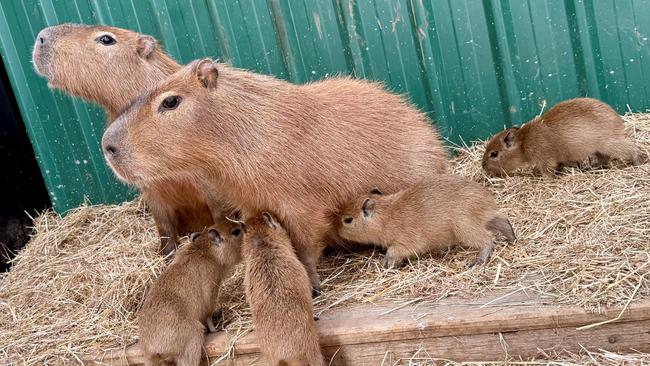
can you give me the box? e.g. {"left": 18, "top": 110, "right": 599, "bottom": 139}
{"left": 1, "top": 0, "right": 649, "bottom": 212}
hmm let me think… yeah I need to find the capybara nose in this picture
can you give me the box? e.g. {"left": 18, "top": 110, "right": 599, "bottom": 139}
{"left": 104, "top": 143, "right": 117, "bottom": 157}
{"left": 35, "top": 29, "right": 50, "bottom": 47}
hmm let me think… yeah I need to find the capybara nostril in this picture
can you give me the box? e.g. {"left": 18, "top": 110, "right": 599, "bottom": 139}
{"left": 104, "top": 144, "right": 117, "bottom": 156}
{"left": 35, "top": 29, "right": 50, "bottom": 47}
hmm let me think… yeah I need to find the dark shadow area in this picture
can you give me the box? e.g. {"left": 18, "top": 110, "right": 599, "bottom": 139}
{"left": 0, "top": 61, "right": 51, "bottom": 271}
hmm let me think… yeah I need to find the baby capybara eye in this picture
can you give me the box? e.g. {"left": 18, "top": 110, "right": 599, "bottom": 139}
{"left": 159, "top": 96, "right": 182, "bottom": 112}
{"left": 231, "top": 228, "right": 241, "bottom": 237}
{"left": 343, "top": 217, "right": 353, "bottom": 224}
{"left": 490, "top": 151, "right": 499, "bottom": 158}
{"left": 96, "top": 34, "right": 116, "bottom": 46}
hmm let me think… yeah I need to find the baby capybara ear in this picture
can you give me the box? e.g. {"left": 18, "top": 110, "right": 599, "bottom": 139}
{"left": 503, "top": 129, "right": 517, "bottom": 149}
{"left": 208, "top": 228, "right": 224, "bottom": 246}
{"left": 189, "top": 232, "right": 201, "bottom": 242}
{"left": 362, "top": 198, "right": 375, "bottom": 218}
{"left": 136, "top": 34, "right": 156, "bottom": 58}
{"left": 196, "top": 59, "right": 219, "bottom": 90}
{"left": 261, "top": 212, "right": 278, "bottom": 230}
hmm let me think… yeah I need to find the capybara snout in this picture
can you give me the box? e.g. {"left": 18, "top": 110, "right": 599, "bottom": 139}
{"left": 32, "top": 24, "right": 78, "bottom": 78}
{"left": 101, "top": 115, "right": 133, "bottom": 183}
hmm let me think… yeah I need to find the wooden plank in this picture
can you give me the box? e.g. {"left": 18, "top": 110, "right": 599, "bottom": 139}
{"left": 87, "top": 294, "right": 650, "bottom": 365}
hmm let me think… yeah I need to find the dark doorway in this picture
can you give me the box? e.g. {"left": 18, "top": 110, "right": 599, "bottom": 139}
{"left": 0, "top": 60, "right": 51, "bottom": 271}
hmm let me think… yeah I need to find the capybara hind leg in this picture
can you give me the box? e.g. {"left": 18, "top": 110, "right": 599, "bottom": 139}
{"left": 589, "top": 152, "right": 611, "bottom": 168}
{"left": 176, "top": 332, "right": 206, "bottom": 366}
{"left": 486, "top": 215, "right": 516, "bottom": 243}
{"left": 456, "top": 227, "right": 494, "bottom": 267}
{"left": 467, "top": 244, "right": 493, "bottom": 267}
{"left": 599, "top": 140, "right": 642, "bottom": 166}
{"left": 307, "top": 352, "right": 326, "bottom": 366}
{"left": 204, "top": 315, "right": 217, "bottom": 333}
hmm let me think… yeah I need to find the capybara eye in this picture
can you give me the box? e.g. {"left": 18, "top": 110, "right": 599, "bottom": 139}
{"left": 96, "top": 34, "right": 116, "bottom": 46}
{"left": 490, "top": 151, "right": 499, "bottom": 158}
{"left": 231, "top": 228, "right": 241, "bottom": 237}
{"left": 159, "top": 96, "right": 182, "bottom": 112}
{"left": 343, "top": 217, "right": 353, "bottom": 224}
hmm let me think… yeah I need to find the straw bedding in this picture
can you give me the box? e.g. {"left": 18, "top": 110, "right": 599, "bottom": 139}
{"left": 1, "top": 114, "right": 649, "bottom": 365}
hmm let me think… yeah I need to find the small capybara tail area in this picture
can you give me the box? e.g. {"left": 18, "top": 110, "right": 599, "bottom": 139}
{"left": 486, "top": 215, "right": 516, "bottom": 243}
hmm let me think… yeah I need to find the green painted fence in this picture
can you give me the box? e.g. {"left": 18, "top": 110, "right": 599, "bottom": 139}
{"left": 1, "top": 0, "right": 649, "bottom": 212}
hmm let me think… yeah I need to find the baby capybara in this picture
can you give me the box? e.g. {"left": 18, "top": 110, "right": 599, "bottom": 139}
{"left": 338, "top": 176, "right": 516, "bottom": 268}
{"left": 102, "top": 58, "right": 449, "bottom": 292}
{"left": 32, "top": 23, "right": 214, "bottom": 256}
{"left": 138, "top": 219, "right": 244, "bottom": 366}
{"left": 482, "top": 98, "right": 642, "bottom": 177}
{"left": 243, "top": 212, "right": 324, "bottom": 366}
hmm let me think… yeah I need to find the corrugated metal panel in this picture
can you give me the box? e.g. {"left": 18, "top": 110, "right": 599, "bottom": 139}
{"left": 1, "top": 0, "right": 649, "bottom": 212}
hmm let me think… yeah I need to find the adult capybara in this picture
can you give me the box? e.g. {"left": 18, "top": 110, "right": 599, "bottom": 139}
{"left": 338, "top": 178, "right": 515, "bottom": 268}
{"left": 138, "top": 219, "right": 244, "bottom": 366}
{"left": 32, "top": 23, "right": 215, "bottom": 255}
{"left": 482, "top": 98, "right": 642, "bottom": 177}
{"left": 102, "top": 58, "right": 449, "bottom": 292}
{"left": 243, "top": 212, "right": 324, "bottom": 366}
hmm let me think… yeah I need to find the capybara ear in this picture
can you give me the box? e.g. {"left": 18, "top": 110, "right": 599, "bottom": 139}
{"left": 137, "top": 35, "right": 156, "bottom": 58}
{"left": 261, "top": 212, "right": 277, "bottom": 229}
{"left": 503, "top": 130, "right": 517, "bottom": 149}
{"left": 370, "top": 187, "right": 382, "bottom": 195}
{"left": 208, "top": 228, "right": 224, "bottom": 245}
{"left": 362, "top": 198, "right": 375, "bottom": 218}
{"left": 196, "top": 59, "right": 219, "bottom": 90}
{"left": 190, "top": 232, "right": 201, "bottom": 242}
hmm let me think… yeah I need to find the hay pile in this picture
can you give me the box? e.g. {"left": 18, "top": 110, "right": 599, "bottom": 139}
{"left": 1, "top": 114, "right": 649, "bottom": 365}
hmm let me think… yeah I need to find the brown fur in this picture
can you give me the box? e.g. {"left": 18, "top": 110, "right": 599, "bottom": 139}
{"left": 102, "top": 58, "right": 449, "bottom": 291}
{"left": 32, "top": 24, "right": 217, "bottom": 256}
{"left": 482, "top": 98, "right": 642, "bottom": 177}
{"left": 338, "top": 176, "right": 516, "bottom": 268}
{"left": 138, "top": 220, "right": 244, "bottom": 366}
{"left": 242, "top": 212, "right": 324, "bottom": 366}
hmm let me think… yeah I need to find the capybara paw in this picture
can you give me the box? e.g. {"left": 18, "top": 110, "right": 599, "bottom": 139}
{"left": 382, "top": 256, "right": 400, "bottom": 269}
{"left": 467, "top": 257, "right": 485, "bottom": 268}
{"left": 211, "top": 309, "right": 223, "bottom": 326}
{"left": 204, "top": 318, "right": 217, "bottom": 333}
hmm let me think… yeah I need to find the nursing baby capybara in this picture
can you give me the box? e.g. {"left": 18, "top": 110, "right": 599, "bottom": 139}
{"left": 102, "top": 58, "right": 448, "bottom": 292}
{"left": 32, "top": 23, "right": 213, "bottom": 256}
{"left": 482, "top": 98, "right": 642, "bottom": 177}
{"left": 138, "top": 219, "right": 244, "bottom": 366}
{"left": 243, "top": 212, "right": 324, "bottom": 366}
{"left": 338, "top": 177, "right": 516, "bottom": 268}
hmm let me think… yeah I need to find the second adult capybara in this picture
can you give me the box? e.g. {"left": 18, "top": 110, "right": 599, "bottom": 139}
{"left": 32, "top": 23, "right": 215, "bottom": 256}
{"left": 337, "top": 176, "right": 516, "bottom": 267}
{"left": 482, "top": 98, "right": 642, "bottom": 177}
{"left": 242, "top": 212, "right": 324, "bottom": 366}
{"left": 138, "top": 219, "right": 244, "bottom": 366}
{"left": 102, "top": 58, "right": 449, "bottom": 292}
